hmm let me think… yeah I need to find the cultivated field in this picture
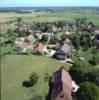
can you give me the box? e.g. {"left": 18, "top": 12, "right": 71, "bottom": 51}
{"left": 0, "top": 11, "right": 99, "bottom": 33}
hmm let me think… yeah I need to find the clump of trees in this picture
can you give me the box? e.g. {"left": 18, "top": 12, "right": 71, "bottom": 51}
{"left": 69, "top": 60, "right": 91, "bottom": 83}
{"left": 17, "top": 17, "right": 23, "bottom": 23}
{"left": 22, "top": 72, "right": 39, "bottom": 88}
{"left": 49, "top": 36, "right": 58, "bottom": 44}
{"left": 39, "top": 35, "right": 48, "bottom": 44}
{"left": 71, "top": 32, "right": 93, "bottom": 51}
{"left": 76, "top": 82, "right": 99, "bottom": 100}
{"left": 69, "top": 60, "right": 99, "bottom": 85}
{"left": 7, "top": 28, "right": 18, "bottom": 42}
{"left": 32, "top": 22, "right": 52, "bottom": 32}
{"left": 71, "top": 35, "right": 80, "bottom": 50}
{"left": 69, "top": 60, "right": 99, "bottom": 100}
{"left": 55, "top": 20, "right": 67, "bottom": 28}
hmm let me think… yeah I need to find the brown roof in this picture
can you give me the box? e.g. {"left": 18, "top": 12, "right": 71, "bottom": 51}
{"left": 24, "top": 35, "right": 34, "bottom": 43}
{"left": 51, "top": 69, "right": 72, "bottom": 100}
{"left": 33, "top": 42, "right": 44, "bottom": 54}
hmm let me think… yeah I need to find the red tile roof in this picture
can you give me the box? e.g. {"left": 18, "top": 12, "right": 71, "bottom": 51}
{"left": 33, "top": 42, "right": 44, "bottom": 54}
{"left": 62, "top": 69, "right": 72, "bottom": 91}
{"left": 51, "top": 68, "right": 73, "bottom": 100}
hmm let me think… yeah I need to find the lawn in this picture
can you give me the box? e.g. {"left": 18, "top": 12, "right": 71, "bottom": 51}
{"left": 1, "top": 54, "right": 70, "bottom": 100}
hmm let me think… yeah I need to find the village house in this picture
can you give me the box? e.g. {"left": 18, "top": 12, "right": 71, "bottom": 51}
{"left": 32, "top": 42, "right": 45, "bottom": 55}
{"left": 24, "top": 34, "right": 35, "bottom": 43}
{"left": 48, "top": 42, "right": 73, "bottom": 60}
{"left": 15, "top": 35, "right": 35, "bottom": 52}
{"left": 94, "top": 26, "right": 99, "bottom": 34}
{"left": 34, "top": 31, "right": 42, "bottom": 39}
{"left": 48, "top": 68, "right": 79, "bottom": 100}
{"left": 64, "top": 30, "right": 71, "bottom": 36}
{"left": 15, "top": 23, "right": 32, "bottom": 32}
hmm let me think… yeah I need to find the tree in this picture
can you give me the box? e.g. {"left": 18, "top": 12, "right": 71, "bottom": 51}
{"left": 74, "top": 17, "right": 87, "bottom": 30}
{"left": 7, "top": 29, "right": 18, "bottom": 43}
{"left": 85, "top": 68, "right": 99, "bottom": 86}
{"left": 29, "top": 72, "right": 39, "bottom": 85}
{"left": 7, "top": 28, "right": 13, "bottom": 37}
{"left": 77, "top": 82, "right": 99, "bottom": 100}
{"left": 22, "top": 72, "right": 39, "bottom": 88}
{"left": 61, "top": 34, "right": 67, "bottom": 41}
{"left": 69, "top": 67, "right": 87, "bottom": 83}
{"left": 80, "top": 32, "right": 92, "bottom": 50}
{"left": 44, "top": 73, "right": 50, "bottom": 83}
{"left": 71, "top": 35, "right": 80, "bottom": 50}
{"left": 69, "top": 60, "right": 92, "bottom": 83}
{"left": 49, "top": 36, "right": 58, "bottom": 44}
{"left": 55, "top": 21, "right": 66, "bottom": 28}
{"left": 17, "top": 17, "right": 23, "bottom": 23}
{"left": 69, "top": 59, "right": 99, "bottom": 85}
{"left": 73, "top": 59, "right": 90, "bottom": 68}
{"left": 40, "top": 35, "right": 48, "bottom": 43}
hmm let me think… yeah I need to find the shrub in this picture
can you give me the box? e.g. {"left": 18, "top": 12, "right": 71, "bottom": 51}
{"left": 22, "top": 72, "right": 39, "bottom": 88}
{"left": 49, "top": 36, "right": 58, "bottom": 44}
{"left": 22, "top": 80, "right": 34, "bottom": 87}
{"left": 29, "top": 72, "right": 39, "bottom": 85}
{"left": 69, "top": 60, "right": 92, "bottom": 83}
{"left": 72, "top": 59, "right": 91, "bottom": 68}
{"left": 44, "top": 73, "right": 50, "bottom": 82}
{"left": 17, "top": 17, "right": 23, "bottom": 23}
{"left": 85, "top": 68, "right": 99, "bottom": 86}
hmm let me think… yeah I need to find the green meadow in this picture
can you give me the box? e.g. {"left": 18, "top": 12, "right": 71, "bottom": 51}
{"left": 1, "top": 55, "right": 69, "bottom": 100}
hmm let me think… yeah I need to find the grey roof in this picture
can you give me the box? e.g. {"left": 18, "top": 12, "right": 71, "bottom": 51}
{"left": 60, "top": 43, "right": 73, "bottom": 56}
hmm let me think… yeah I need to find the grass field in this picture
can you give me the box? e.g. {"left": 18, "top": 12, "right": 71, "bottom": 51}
{"left": 0, "top": 12, "right": 99, "bottom": 23}
{"left": 1, "top": 55, "right": 70, "bottom": 100}
{"left": 0, "top": 11, "right": 99, "bottom": 33}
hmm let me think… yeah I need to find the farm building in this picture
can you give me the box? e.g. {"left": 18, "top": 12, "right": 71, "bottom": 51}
{"left": 53, "top": 43, "right": 73, "bottom": 60}
{"left": 49, "top": 68, "right": 73, "bottom": 100}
